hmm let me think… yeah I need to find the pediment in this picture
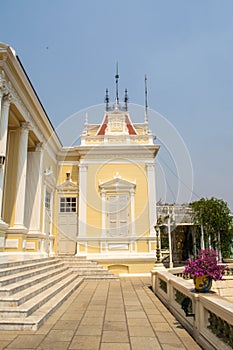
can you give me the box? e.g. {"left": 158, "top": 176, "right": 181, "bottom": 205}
{"left": 99, "top": 173, "right": 136, "bottom": 191}
{"left": 57, "top": 180, "right": 78, "bottom": 193}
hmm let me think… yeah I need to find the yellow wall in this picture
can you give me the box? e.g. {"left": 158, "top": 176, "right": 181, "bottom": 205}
{"left": 57, "top": 164, "right": 79, "bottom": 185}
{"left": 86, "top": 162, "right": 150, "bottom": 238}
{"left": 101, "top": 260, "right": 155, "bottom": 274}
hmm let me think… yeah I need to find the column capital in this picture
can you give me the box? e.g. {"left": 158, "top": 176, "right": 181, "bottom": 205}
{"left": 35, "top": 142, "right": 44, "bottom": 152}
{"left": 0, "top": 70, "right": 8, "bottom": 96}
{"left": 20, "top": 122, "right": 31, "bottom": 132}
{"left": 146, "top": 163, "right": 155, "bottom": 170}
{"left": 79, "top": 164, "right": 88, "bottom": 172}
{"left": 2, "top": 94, "right": 11, "bottom": 106}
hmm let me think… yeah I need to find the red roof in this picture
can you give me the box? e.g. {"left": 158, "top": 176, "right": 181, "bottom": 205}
{"left": 96, "top": 114, "right": 137, "bottom": 136}
{"left": 97, "top": 115, "right": 108, "bottom": 135}
{"left": 125, "top": 115, "right": 137, "bottom": 135}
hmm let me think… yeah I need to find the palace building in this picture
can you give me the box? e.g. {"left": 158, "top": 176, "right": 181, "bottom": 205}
{"left": 0, "top": 42, "right": 163, "bottom": 273}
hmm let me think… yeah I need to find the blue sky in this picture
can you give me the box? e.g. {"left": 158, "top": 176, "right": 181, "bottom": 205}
{"left": 1, "top": 0, "right": 233, "bottom": 209}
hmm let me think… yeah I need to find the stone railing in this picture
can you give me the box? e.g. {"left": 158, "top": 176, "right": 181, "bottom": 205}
{"left": 151, "top": 269, "right": 233, "bottom": 350}
{"left": 169, "top": 264, "right": 233, "bottom": 278}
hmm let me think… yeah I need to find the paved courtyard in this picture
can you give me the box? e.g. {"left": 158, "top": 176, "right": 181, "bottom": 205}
{"left": 0, "top": 277, "right": 201, "bottom": 350}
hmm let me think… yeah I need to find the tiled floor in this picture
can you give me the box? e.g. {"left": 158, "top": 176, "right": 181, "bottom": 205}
{"left": 0, "top": 277, "right": 202, "bottom": 350}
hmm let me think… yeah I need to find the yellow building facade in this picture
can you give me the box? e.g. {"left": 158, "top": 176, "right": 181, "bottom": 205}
{"left": 0, "top": 43, "right": 159, "bottom": 273}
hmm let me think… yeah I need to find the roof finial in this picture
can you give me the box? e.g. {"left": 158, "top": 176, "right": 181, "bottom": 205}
{"left": 115, "top": 62, "right": 119, "bottom": 109}
{"left": 105, "top": 88, "right": 109, "bottom": 111}
{"left": 144, "top": 74, "right": 148, "bottom": 124}
{"left": 124, "top": 88, "right": 128, "bottom": 111}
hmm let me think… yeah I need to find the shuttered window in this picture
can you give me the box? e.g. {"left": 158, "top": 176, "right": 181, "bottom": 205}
{"left": 107, "top": 194, "right": 129, "bottom": 236}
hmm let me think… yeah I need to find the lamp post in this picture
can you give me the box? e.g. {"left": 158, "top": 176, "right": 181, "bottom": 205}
{"left": 155, "top": 226, "right": 161, "bottom": 262}
{"left": 151, "top": 225, "right": 165, "bottom": 271}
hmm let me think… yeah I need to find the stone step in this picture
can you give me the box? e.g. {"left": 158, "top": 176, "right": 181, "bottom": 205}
{"left": 58, "top": 255, "right": 87, "bottom": 260}
{"left": 0, "top": 256, "right": 118, "bottom": 330}
{"left": 85, "top": 275, "right": 119, "bottom": 280}
{"left": 0, "top": 272, "right": 80, "bottom": 318}
{"left": 78, "top": 271, "right": 117, "bottom": 276}
{"left": 0, "top": 261, "right": 65, "bottom": 287}
{"left": 0, "top": 276, "right": 84, "bottom": 330}
{"left": 0, "top": 265, "right": 68, "bottom": 297}
{"left": 62, "top": 260, "right": 99, "bottom": 265}
{"left": 68, "top": 266, "right": 105, "bottom": 271}
{"left": 0, "top": 269, "right": 74, "bottom": 307}
{"left": 0, "top": 257, "right": 56, "bottom": 270}
{"left": 0, "top": 258, "right": 60, "bottom": 277}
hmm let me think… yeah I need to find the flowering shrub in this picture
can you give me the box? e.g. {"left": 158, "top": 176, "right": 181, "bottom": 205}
{"left": 183, "top": 249, "right": 227, "bottom": 281}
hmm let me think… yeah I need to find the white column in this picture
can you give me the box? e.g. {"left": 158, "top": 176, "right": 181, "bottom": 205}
{"left": 49, "top": 189, "right": 55, "bottom": 256}
{"left": 42, "top": 184, "right": 47, "bottom": 236}
{"left": 0, "top": 95, "right": 10, "bottom": 225}
{"left": 146, "top": 163, "right": 156, "bottom": 236}
{"left": 200, "top": 224, "right": 205, "bottom": 250}
{"left": 78, "top": 164, "right": 87, "bottom": 237}
{"left": 101, "top": 190, "right": 106, "bottom": 237}
{"left": 26, "top": 143, "right": 44, "bottom": 234}
{"left": 12, "top": 122, "right": 30, "bottom": 232}
{"left": 130, "top": 189, "right": 136, "bottom": 236}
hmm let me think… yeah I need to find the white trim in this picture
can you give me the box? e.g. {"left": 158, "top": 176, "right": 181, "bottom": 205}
{"left": 130, "top": 189, "right": 136, "bottom": 236}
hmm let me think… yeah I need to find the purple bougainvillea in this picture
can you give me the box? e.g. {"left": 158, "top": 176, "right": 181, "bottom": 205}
{"left": 183, "top": 249, "right": 227, "bottom": 281}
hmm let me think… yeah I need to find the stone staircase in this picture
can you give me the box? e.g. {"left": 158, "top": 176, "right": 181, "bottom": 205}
{"left": 0, "top": 256, "right": 118, "bottom": 330}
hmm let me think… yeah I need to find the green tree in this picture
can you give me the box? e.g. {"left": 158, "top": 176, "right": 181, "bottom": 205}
{"left": 190, "top": 197, "right": 233, "bottom": 258}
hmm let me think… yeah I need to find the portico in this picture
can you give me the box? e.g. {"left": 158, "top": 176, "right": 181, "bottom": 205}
{"left": 0, "top": 43, "right": 60, "bottom": 260}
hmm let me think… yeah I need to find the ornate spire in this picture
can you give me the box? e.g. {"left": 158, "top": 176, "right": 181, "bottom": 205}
{"left": 105, "top": 88, "right": 109, "bottom": 111}
{"left": 124, "top": 88, "right": 128, "bottom": 111}
{"left": 84, "top": 112, "right": 88, "bottom": 126}
{"left": 144, "top": 74, "right": 148, "bottom": 124}
{"left": 115, "top": 62, "right": 119, "bottom": 109}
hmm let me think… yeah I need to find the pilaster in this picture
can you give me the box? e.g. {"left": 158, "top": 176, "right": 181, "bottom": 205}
{"left": 130, "top": 189, "right": 136, "bottom": 236}
{"left": 101, "top": 190, "right": 106, "bottom": 237}
{"left": 78, "top": 164, "right": 87, "bottom": 238}
{"left": 146, "top": 163, "right": 156, "bottom": 236}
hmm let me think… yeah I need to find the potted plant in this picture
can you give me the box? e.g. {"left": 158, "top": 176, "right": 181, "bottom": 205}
{"left": 183, "top": 248, "right": 227, "bottom": 292}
